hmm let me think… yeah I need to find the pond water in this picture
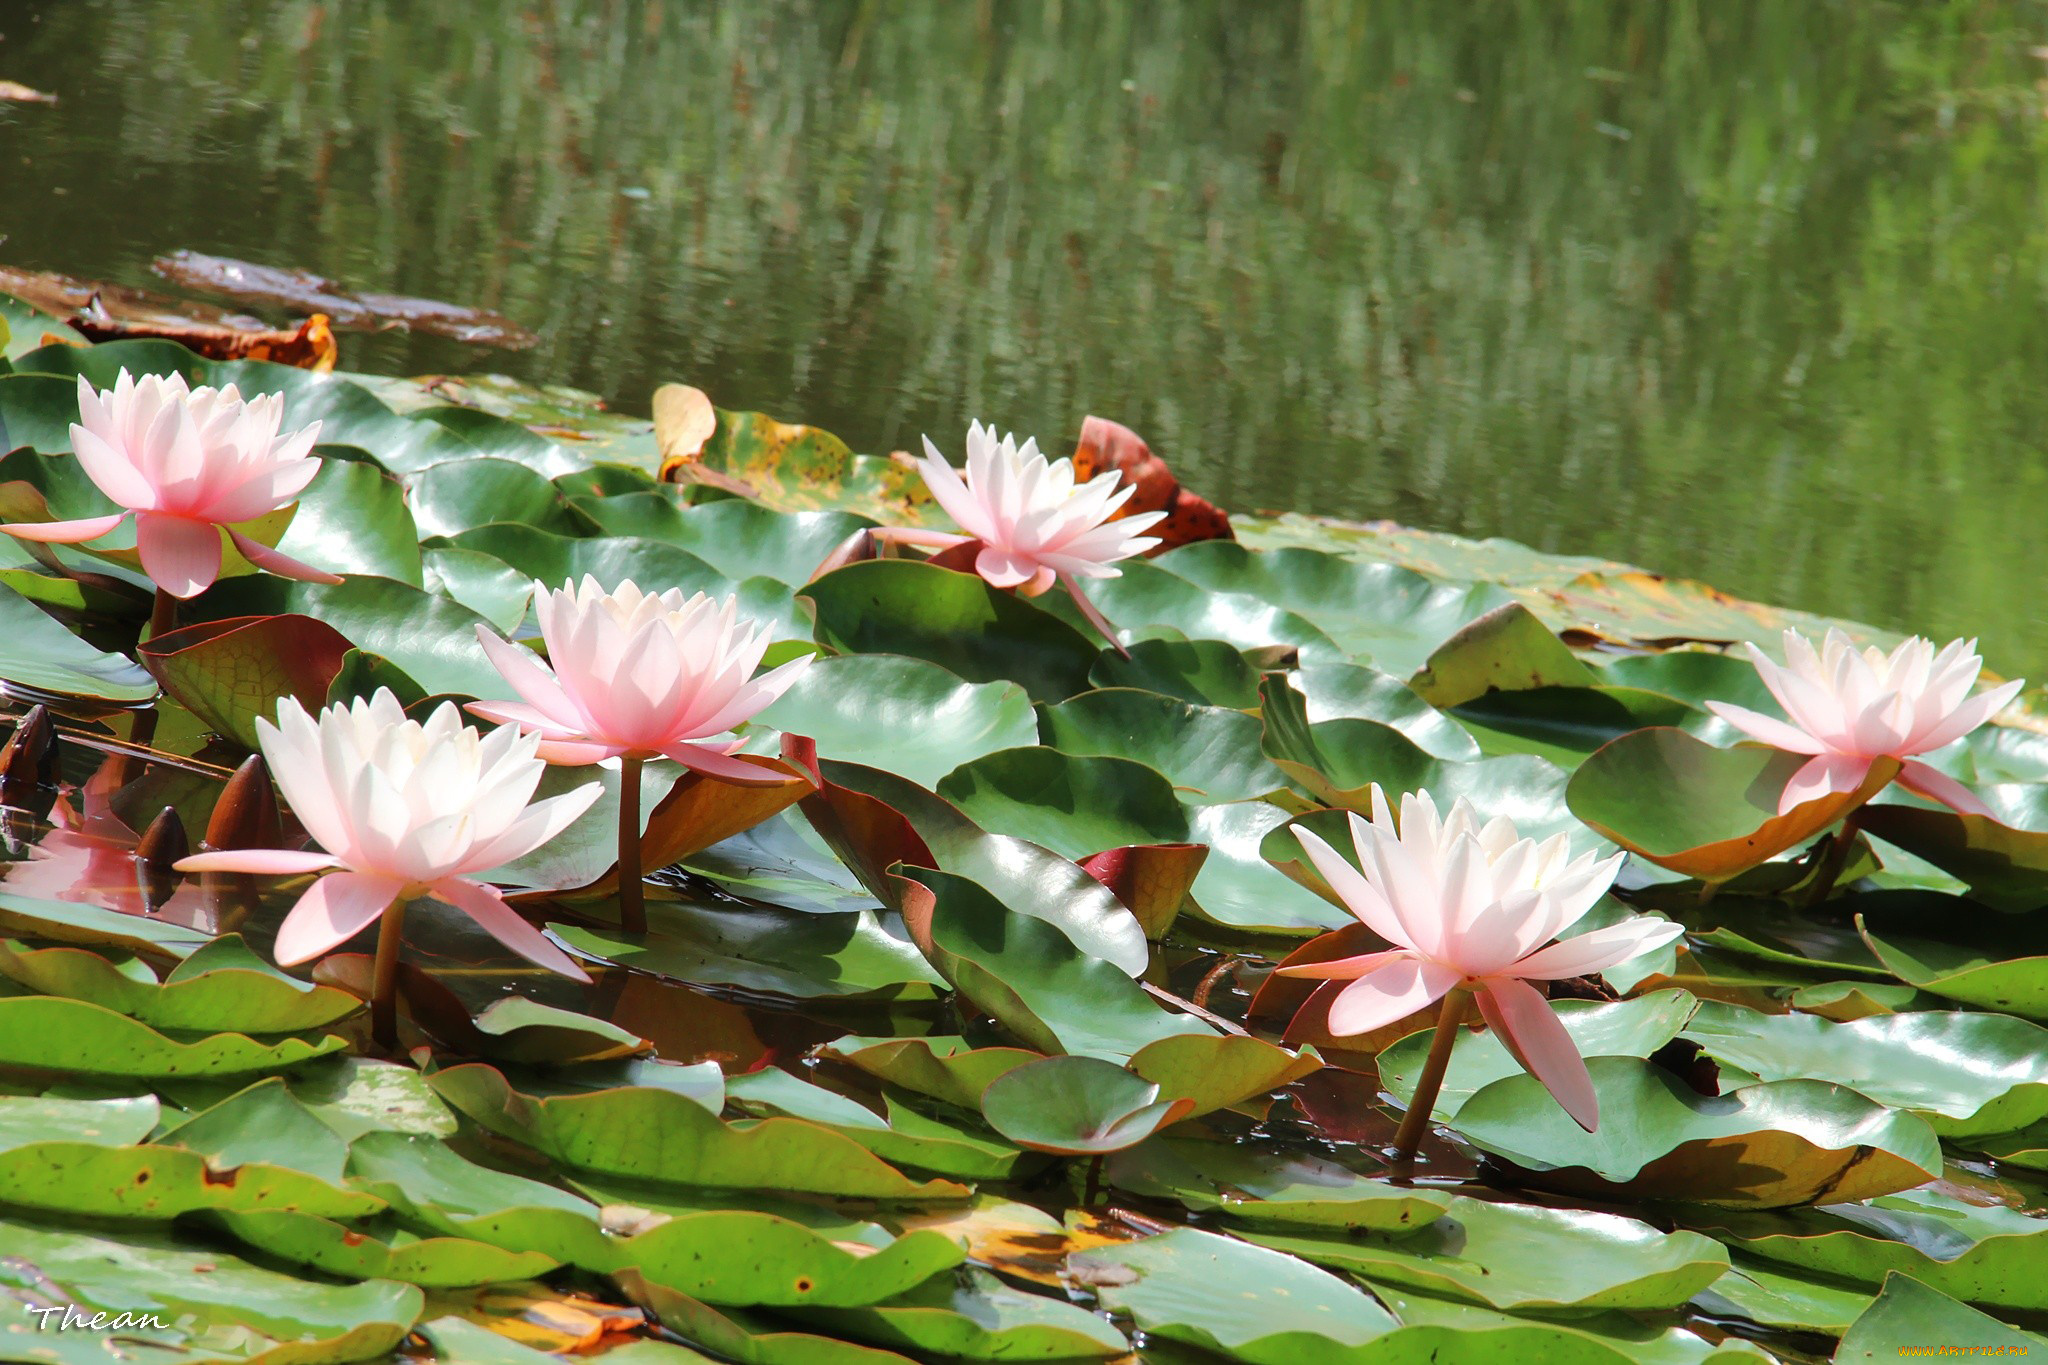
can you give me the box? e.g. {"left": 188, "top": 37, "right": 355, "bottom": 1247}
{"left": 3, "top": 0, "right": 2048, "bottom": 674}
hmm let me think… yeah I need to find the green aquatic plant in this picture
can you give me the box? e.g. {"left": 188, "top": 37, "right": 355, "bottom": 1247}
{"left": 0, "top": 318, "right": 2041, "bottom": 1359}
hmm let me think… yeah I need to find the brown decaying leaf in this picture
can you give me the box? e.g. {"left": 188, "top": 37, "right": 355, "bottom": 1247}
{"left": 0, "top": 266, "right": 339, "bottom": 369}
{"left": 419, "top": 1284, "right": 644, "bottom": 1353}
{"left": 895, "top": 1201, "right": 1147, "bottom": 1290}
{"left": 74, "top": 306, "right": 339, "bottom": 372}
{"left": 1070, "top": 415, "right": 1233, "bottom": 552}
{"left": 653, "top": 382, "right": 756, "bottom": 495}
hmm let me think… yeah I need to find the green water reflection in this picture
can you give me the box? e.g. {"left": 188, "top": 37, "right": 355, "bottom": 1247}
{"left": 2, "top": 0, "right": 2046, "bottom": 672}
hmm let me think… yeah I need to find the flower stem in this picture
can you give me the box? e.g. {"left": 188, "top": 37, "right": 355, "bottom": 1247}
{"left": 618, "top": 753, "right": 645, "bottom": 935}
{"left": 1389, "top": 988, "right": 1472, "bottom": 1180}
{"left": 368, "top": 899, "right": 407, "bottom": 1050}
{"left": 1803, "top": 816, "right": 1862, "bottom": 909}
{"left": 147, "top": 588, "right": 177, "bottom": 645}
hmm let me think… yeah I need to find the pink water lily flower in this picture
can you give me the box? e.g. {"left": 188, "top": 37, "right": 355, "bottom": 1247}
{"left": 1707, "top": 629, "right": 2023, "bottom": 817}
{"left": 0, "top": 370, "right": 340, "bottom": 597}
{"left": 868, "top": 422, "right": 1166, "bottom": 645}
{"left": 177, "top": 690, "right": 602, "bottom": 979}
{"left": 469, "top": 577, "right": 811, "bottom": 784}
{"left": 1279, "top": 788, "right": 1681, "bottom": 1132}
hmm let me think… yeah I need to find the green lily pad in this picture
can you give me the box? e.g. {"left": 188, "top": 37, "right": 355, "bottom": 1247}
{"left": 1699, "top": 1187, "right": 2048, "bottom": 1310}
{"left": 573, "top": 494, "right": 872, "bottom": 587}
{"left": 346, "top": 1130, "right": 617, "bottom": 1270}
{"left": 0, "top": 577, "right": 155, "bottom": 701}
{"left": 1040, "top": 687, "right": 1288, "bottom": 803}
{"left": 1452, "top": 1056, "right": 1942, "bottom": 1208}
{"left": 550, "top": 899, "right": 940, "bottom": 1000}
{"left": 1072, "top": 1226, "right": 1399, "bottom": 1363}
{"left": 1856, "top": 792, "right": 2048, "bottom": 911}
{"left": 1451, "top": 684, "right": 1702, "bottom": 767}
{"left": 0, "top": 933, "right": 360, "bottom": 1032}
{"left": 1157, "top": 541, "right": 1514, "bottom": 675}
{"left": 791, "top": 1267, "right": 1128, "bottom": 1361}
{"left": 0, "top": 1217, "right": 422, "bottom": 1363}
{"left": 1681, "top": 1001, "right": 2048, "bottom": 1137}
{"left": 897, "top": 868, "right": 1212, "bottom": 1060}
{"left": 726, "top": 1068, "right": 1025, "bottom": 1179}
{"left": 0, "top": 994, "right": 345, "bottom": 1078}
{"left": 280, "top": 453, "right": 424, "bottom": 585}
{"left": 211, "top": 1208, "right": 560, "bottom": 1288}
{"left": 1366, "top": 1283, "right": 1775, "bottom": 1365}
{"left": 1568, "top": 728, "right": 1899, "bottom": 881}
{"left": 1256, "top": 671, "right": 1442, "bottom": 807}
{"left": 1292, "top": 660, "right": 1481, "bottom": 759}
{"left": 1858, "top": 918, "right": 2048, "bottom": 1020}
{"left": 802, "top": 560, "right": 1097, "bottom": 704}
{"left": 464, "top": 997, "right": 651, "bottom": 1065}
{"left": 614, "top": 1210, "right": 967, "bottom": 1308}
{"left": 0, "top": 1092, "right": 159, "bottom": 1148}
{"left": 755, "top": 654, "right": 1036, "bottom": 788}
{"left": 1379, "top": 990, "right": 1699, "bottom": 1118}
{"left": 1834, "top": 1272, "right": 2045, "bottom": 1359}
{"left": 1105, "top": 1138, "right": 1450, "bottom": 1231}
{"left": 936, "top": 747, "right": 1191, "bottom": 859}
{"left": 1184, "top": 799, "right": 1353, "bottom": 932}
{"left": 191, "top": 573, "right": 508, "bottom": 697}
{"left": 804, "top": 759, "right": 1149, "bottom": 974}
{"left": 1689, "top": 1259, "right": 1875, "bottom": 1335}
{"left": 1075, "top": 558, "right": 1341, "bottom": 660}
{"left": 1087, "top": 636, "right": 1263, "bottom": 707}
{"left": 818, "top": 1036, "right": 1041, "bottom": 1111}
{"left": 421, "top": 544, "right": 535, "bottom": 630}
{"left": 407, "top": 457, "right": 591, "bottom": 538}
{"left": 1245, "top": 1195, "right": 1729, "bottom": 1312}
{"left": 620, "top": 1269, "right": 919, "bottom": 1364}
{"left": 1126, "top": 1033, "right": 1322, "bottom": 1117}
{"left": 427, "top": 1062, "right": 965, "bottom": 1201}
{"left": 980, "top": 1055, "right": 1194, "bottom": 1155}
{"left": 1408, "top": 601, "right": 1597, "bottom": 707}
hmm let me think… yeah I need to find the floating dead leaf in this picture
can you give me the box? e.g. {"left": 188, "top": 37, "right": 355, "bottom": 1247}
{"left": 152, "top": 250, "right": 537, "bottom": 348}
{"left": 420, "top": 1283, "right": 643, "bottom": 1353}
{"left": 895, "top": 1198, "right": 1146, "bottom": 1289}
{"left": 0, "top": 82, "right": 57, "bottom": 105}
{"left": 1070, "top": 415, "right": 1233, "bottom": 552}
{"left": 74, "top": 303, "right": 338, "bottom": 371}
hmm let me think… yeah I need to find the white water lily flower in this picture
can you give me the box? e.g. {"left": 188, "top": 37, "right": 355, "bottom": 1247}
{"left": 1707, "top": 628, "right": 2023, "bottom": 816}
{"left": 910, "top": 421, "right": 1167, "bottom": 592}
{"left": 0, "top": 370, "right": 338, "bottom": 597}
{"left": 470, "top": 577, "right": 809, "bottom": 782}
{"left": 1280, "top": 787, "right": 1681, "bottom": 1132}
{"left": 178, "top": 690, "right": 602, "bottom": 976}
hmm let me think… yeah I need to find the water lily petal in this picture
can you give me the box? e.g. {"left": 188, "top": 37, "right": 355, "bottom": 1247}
{"left": 175, "top": 848, "right": 341, "bottom": 875}
{"left": 1702, "top": 701, "right": 1828, "bottom": 754}
{"left": 1897, "top": 759, "right": 1996, "bottom": 818}
{"left": 226, "top": 527, "right": 343, "bottom": 584}
{"left": 1778, "top": 751, "right": 1875, "bottom": 815}
{"left": 1509, "top": 916, "right": 1685, "bottom": 980}
{"left": 1475, "top": 975, "right": 1599, "bottom": 1132}
{"left": 432, "top": 877, "right": 589, "bottom": 981}
{"left": 1325, "top": 956, "right": 1461, "bottom": 1037}
{"left": 273, "top": 870, "right": 405, "bottom": 966}
{"left": 0, "top": 512, "right": 129, "bottom": 544}
{"left": 134, "top": 513, "right": 223, "bottom": 598}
